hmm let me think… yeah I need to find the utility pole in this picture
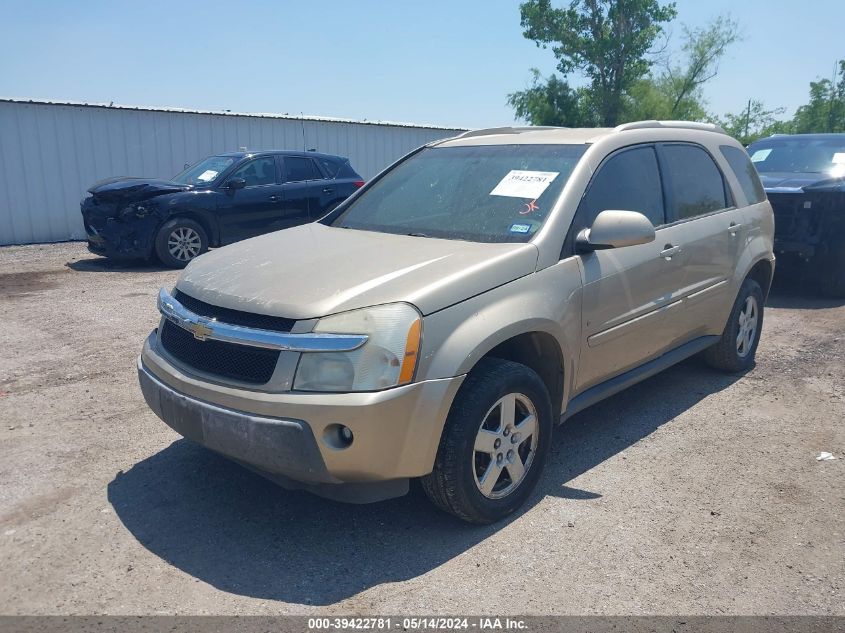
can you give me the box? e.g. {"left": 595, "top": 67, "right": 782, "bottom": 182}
{"left": 828, "top": 60, "right": 839, "bottom": 133}
{"left": 744, "top": 98, "right": 751, "bottom": 140}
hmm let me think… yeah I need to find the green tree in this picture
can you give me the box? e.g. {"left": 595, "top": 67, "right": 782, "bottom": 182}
{"left": 518, "top": 0, "right": 677, "bottom": 126}
{"left": 792, "top": 60, "right": 845, "bottom": 133}
{"left": 661, "top": 16, "right": 740, "bottom": 116}
{"left": 507, "top": 69, "right": 593, "bottom": 126}
{"left": 719, "top": 100, "right": 789, "bottom": 145}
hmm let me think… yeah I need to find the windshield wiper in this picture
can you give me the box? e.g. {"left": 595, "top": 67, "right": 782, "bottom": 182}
{"left": 406, "top": 232, "right": 431, "bottom": 238}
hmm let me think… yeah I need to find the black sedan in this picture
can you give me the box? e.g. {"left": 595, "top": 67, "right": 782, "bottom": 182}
{"left": 81, "top": 151, "right": 364, "bottom": 267}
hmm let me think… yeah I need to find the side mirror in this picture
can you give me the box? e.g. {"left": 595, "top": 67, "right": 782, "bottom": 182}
{"left": 225, "top": 177, "right": 246, "bottom": 190}
{"left": 576, "top": 210, "right": 656, "bottom": 253}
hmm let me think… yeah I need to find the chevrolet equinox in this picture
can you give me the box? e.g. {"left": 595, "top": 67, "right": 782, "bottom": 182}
{"left": 138, "top": 121, "right": 775, "bottom": 524}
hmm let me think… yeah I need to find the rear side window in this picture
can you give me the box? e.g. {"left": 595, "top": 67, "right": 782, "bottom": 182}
{"left": 660, "top": 144, "right": 728, "bottom": 221}
{"left": 317, "top": 158, "right": 340, "bottom": 178}
{"left": 337, "top": 160, "right": 360, "bottom": 179}
{"left": 578, "top": 145, "right": 665, "bottom": 228}
{"left": 720, "top": 144, "right": 766, "bottom": 204}
{"left": 284, "top": 157, "right": 318, "bottom": 182}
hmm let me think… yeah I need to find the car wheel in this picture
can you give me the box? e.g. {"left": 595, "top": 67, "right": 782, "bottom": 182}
{"left": 818, "top": 244, "right": 845, "bottom": 298}
{"left": 155, "top": 218, "right": 208, "bottom": 269}
{"left": 421, "top": 357, "right": 552, "bottom": 524}
{"left": 703, "top": 278, "right": 764, "bottom": 373}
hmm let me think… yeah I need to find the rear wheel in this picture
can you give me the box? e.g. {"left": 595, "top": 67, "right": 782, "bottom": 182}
{"left": 704, "top": 278, "right": 764, "bottom": 373}
{"left": 154, "top": 218, "right": 208, "bottom": 268}
{"left": 421, "top": 358, "right": 552, "bottom": 524}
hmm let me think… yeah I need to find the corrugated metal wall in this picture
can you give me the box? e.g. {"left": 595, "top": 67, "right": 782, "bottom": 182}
{"left": 0, "top": 99, "right": 464, "bottom": 245}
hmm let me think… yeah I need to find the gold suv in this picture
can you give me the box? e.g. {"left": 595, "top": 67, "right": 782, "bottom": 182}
{"left": 139, "top": 121, "right": 775, "bottom": 523}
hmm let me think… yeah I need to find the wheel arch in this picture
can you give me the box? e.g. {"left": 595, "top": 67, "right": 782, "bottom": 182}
{"left": 745, "top": 257, "right": 775, "bottom": 300}
{"left": 157, "top": 210, "right": 218, "bottom": 246}
{"left": 481, "top": 331, "right": 567, "bottom": 420}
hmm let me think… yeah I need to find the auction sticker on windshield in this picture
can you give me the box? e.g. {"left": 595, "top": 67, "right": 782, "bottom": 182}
{"left": 490, "top": 170, "right": 559, "bottom": 199}
{"left": 197, "top": 170, "right": 218, "bottom": 182}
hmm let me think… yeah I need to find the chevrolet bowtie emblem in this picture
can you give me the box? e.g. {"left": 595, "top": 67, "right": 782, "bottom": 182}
{"left": 189, "top": 320, "right": 213, "bottom": 341}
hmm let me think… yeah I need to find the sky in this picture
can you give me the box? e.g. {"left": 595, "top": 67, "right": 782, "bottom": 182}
{"left": 0, "top": 0, "right": 843, "bottom": 129}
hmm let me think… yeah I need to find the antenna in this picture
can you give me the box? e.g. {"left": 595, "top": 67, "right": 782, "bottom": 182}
{"left": 301, "top": 113, "right": 306, "bottom": 151}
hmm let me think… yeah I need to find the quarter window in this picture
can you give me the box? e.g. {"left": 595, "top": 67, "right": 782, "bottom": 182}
{"left": 578, "top": 145, "right": 665, "bottom": 229}
{"left": 660, "top": 144, "right": 728, "bottom": 220}
{"left": 230, "top": 157, "right": 276, "bottom": 187}
{"left": 720, "top": 145, "right": 766, "bottom": 204}
{"left": 285, "top": 157, "right": 318, "bottom": 182}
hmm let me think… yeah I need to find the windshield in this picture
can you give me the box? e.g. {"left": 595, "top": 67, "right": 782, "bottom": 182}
{"left": 748, "top": 137, "right": 845, "bottom": 178}
{"left": 172, "top": 155, "right": 238, "bottom": 185}
{"left": 330, "top": 144, "right": 586, "bottom": 243}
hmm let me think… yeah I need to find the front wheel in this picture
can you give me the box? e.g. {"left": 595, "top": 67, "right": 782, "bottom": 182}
{"left": 154, "top": 218, "right": 208, "bottom": 268}
{"left": 421, "top": 358, "right": 552, "bottom": 524}
{"left": 704, "top": 278, "right": 764, "bottom": 373}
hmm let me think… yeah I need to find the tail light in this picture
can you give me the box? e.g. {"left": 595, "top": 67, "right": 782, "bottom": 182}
{"left": 353, "top": 180, "right": 365, "bottom": 189}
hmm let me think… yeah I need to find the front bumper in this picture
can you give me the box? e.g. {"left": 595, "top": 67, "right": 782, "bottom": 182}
{"left": 139, "top": 333, "right": 464, "bottom": 500}
{"left": 81, "top": 204, "right": 156, "bottom": 260}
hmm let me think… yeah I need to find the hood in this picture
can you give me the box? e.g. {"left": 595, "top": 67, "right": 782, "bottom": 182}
{"left": 87, "top": 177, "right": 191, "bottom": 203}
{"left": 760, "top": 171, "right": 845, "bottom": 193}
{"left": 177, "top": 223, "right": 539, "bottom": 318}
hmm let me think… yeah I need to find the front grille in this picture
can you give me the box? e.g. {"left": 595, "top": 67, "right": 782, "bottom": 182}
{"left": 160, "top": 320, "right": 280, "bottom": 384}
{"left": 769, "top": 193, "right": 823, "bottom": 245}
{"left": 174, "top": 290, "right": 295, "bottom": 332}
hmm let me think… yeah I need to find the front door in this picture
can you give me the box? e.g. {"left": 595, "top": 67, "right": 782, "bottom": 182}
{"left": 217, "top": 156, "right": 285, "bottom": 243}
{"left": 572, "top": 145, "right": 688, "bottom": 392}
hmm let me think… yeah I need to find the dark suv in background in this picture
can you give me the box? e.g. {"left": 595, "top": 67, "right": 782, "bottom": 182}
{"left": 81, "top": 151, "right": 364, "bottom": 267}
{"left": 748, "top": 134, "right": 845, "bottom": 297}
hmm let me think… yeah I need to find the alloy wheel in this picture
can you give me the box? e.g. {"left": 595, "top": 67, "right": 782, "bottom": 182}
{"left": 736, "top": 295, "right": 758, "bottom": 357}
{"left": 167, "top": 227, "right": 202, "bottom": 262}
{"left": 472, "top": 393, "right": 539, "bottom": 499}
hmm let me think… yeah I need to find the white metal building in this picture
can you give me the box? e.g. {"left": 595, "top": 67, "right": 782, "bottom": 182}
{"left": 0, "top": 98, "right": 465, "bottom": 245}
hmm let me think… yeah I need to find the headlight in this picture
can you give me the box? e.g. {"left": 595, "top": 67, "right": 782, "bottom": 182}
{"left": 293, "top": 303, "right": 422, "bottom": 392}
{"left": 118, "top": 203, "right": 150, "bottom": 221}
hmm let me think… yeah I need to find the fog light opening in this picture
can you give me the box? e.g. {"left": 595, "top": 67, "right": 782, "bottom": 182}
{"left": 323, "top": 424, "right": 354, "bottom": 450}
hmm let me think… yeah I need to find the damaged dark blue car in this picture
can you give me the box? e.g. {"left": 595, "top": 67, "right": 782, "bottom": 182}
{"left": 748, "top": 133, "right": 845, "bottom": 297}
{"left": 81, "top": 151, "right": 363, "bottom": 267}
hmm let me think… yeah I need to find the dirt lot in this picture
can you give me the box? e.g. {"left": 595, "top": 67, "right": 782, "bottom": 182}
{"left": 0, "top": 241, "right": 842, "bottom": 615}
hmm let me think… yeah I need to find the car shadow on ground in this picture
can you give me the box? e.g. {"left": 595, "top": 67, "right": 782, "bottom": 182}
{"left": 109, "top": 356, "right": 743, "bottom": 605}
{"left": 767, "top": 276, "right": 845, "bottom": 310}
{"left": 66, "top": 257, "right": 171, "bottom": 273}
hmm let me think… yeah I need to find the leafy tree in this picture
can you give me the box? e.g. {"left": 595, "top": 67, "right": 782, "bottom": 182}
{"left": 518, "top": 0, "right": 677, "bottom": 126}
{"left": 719, "top": 100, "right": 789, "bottom": 145}
{"left": 660, "top": 16, "right": 740, "bottom": 117}
{"left": 792, "top": 60, "right": 845, "bottom": 133}
{"left": 507, "top": 69, "right": 594, "bottom": 126}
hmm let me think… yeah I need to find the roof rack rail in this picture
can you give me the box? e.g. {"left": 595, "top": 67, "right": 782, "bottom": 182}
{"left": 615, "top": 120, "right": 727, "bottom": 135}
{"left": 456, "top": 126, "right": 563, "bottom": 139}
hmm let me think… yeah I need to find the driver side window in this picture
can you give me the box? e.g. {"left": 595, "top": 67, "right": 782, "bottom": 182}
{"left": 564, "top": 145, "right": 664, "bottom": 258}
{"left": 230, "top": 157, "right": 277, "bottom": 187}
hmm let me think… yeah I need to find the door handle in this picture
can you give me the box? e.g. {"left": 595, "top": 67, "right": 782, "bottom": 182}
{"left": 729, "top": 222, "right": 743, "bottom": 236}
{"left": 322, "top": 188, "right": 334, "bottom": 194}
{"left": 268, "top": 195, "right": 280, "bottom": 202}
{"left": 660, "top": 244, "right": 682, "bottom": 260}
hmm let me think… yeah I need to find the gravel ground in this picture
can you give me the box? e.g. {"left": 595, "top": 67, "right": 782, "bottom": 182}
{"left": 0, "top": 241, "right": 843, "bottom": 615}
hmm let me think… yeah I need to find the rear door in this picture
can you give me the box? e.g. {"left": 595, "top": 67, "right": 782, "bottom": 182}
{"left": 574, "top": 145, "right": 690, "bottom": 391}
{"left": 655, "top": 143, "right": 742, "bottom": 340}
{"left": 279, "top": 155, "right": 329, "bottom": 226}
{"left": 216, "top": 156, "right": 286, "bottom": 243}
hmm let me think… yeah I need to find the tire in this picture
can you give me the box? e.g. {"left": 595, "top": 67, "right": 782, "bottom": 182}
{"left": 154, "top": 218, "right": 208, "bottom": 269}
{"left": 421, "top": 357, "right": 553, "bottom": 524}
{"left": 703, "top": 278, "right": 764, "bottom": 373}
{"left": 818, "top": 244, "right": 845, "bottom": 299}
